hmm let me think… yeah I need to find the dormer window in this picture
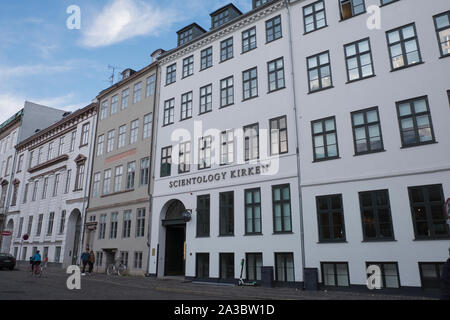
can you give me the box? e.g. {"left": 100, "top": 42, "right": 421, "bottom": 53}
{"left": 210, "top": 4, "right": 242, "bottom": 30}
{"left": 179, "top": 29, "right": 193, "bottom": 46}
{"left": 213, "top": 10, "right": 229, "bottom": 28}
{"left": 177, "top": 23, "right": 206, "bottom": 47}
{"left": 253, "top": 0, "right": 271, "bottom": 9}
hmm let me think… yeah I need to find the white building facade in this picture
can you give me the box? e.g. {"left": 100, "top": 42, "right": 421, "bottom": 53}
{"left": 7, "top": 104, "right": 97, "bottom": 267}
{"left": 149, "top": 1, "right": 303, "bottom": 286}
{"left": 0, "top": 102, "right": 68, "bottom": 253}
{"left": 291, "top": 0, "right": 450, "bottom": 291}
{"left": 149, "top": 0, "right": 450, "bottom": 292}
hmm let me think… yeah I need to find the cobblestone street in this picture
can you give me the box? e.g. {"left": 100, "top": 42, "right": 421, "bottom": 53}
{"left": 0, "top": 267, "right": 435, "bottom": 301}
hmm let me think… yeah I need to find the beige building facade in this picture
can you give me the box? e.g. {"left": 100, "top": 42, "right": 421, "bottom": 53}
{"left": 84, "top": 56, "right": 160, "bottom": 276}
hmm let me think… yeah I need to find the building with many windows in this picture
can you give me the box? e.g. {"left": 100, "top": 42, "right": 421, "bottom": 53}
{"left": 292, "top": 0, "right": 450, "bottom": 291}
{"left": 0, "top": 102, "right": 68, "bottom": 253}
{"left": 149, "top": 0, "right": 450, "bottom": 292}
{"left": 149, "top": 0, "right": 303, "bottom": 285}
{"left": 84, "top": 56, "right": 160, "bottom": 275}
{"left": 5, "top": 103, "right": 97, "bottom": 267}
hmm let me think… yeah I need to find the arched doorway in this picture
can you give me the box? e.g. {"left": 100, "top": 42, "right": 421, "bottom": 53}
{"left": 64, "top": 209, "right": 82, "bottom": 266}
{"left": 1, "top": 219, "right": 14, "bottom": 254}
{"left": 162, "top": 200, "right": 187, "bottom": 276}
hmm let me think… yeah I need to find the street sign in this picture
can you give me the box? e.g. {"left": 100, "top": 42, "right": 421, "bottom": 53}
{"left": 22, "top": 234, "right": 29, "bottom": 241}
{"left": 1, "top": 231, "right": 12, "bottom": 236}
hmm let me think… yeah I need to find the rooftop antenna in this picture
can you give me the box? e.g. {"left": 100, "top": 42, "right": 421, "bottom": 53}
{"left": 107, "top": 65, "right": 121, "bottom": 85}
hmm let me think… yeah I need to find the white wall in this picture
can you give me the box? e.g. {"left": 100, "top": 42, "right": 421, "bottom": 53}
{"left": 150, "top": 1, "right": 304, "bottom": 282}
{"left": 291, "top": 0, "right": 450, "bottom": 287}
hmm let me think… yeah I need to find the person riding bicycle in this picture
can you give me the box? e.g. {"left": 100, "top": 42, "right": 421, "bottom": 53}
{"left": 31, "top": 251, "right": 41, "bottom": 273}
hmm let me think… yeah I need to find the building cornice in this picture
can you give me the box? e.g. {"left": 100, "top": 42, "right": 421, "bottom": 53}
{"left": 16, "top": 103, "right": 97, "bottom": 153}
{"left": 158, "top": 0, "right": 284, "bottom": 65}
{"left": 29, "top": 165, "right": 67, "bottom": 181}
{"left": 28, "top": 154, "right": 69, "bottom": 174}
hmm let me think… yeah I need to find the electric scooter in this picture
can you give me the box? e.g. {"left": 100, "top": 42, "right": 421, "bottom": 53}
{"left": 238, "top": 258, "right": 257, "bottom": 287}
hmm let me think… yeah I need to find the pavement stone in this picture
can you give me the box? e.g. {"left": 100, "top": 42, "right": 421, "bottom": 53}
{"left": 0, "top": 267, "right": 436, "bottom": 300}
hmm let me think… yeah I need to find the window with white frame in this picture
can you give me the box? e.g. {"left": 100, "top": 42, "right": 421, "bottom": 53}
{"left": 146, "top": 75, "right": 156, "bottom": 98}
{"left": 198, "top": 136, "right": 212, "bottom": 170}
{"left": 70, "top": 131, "right": 76, "bottom": 152}
{"left": 107, "top": 130, "right": 115, "bottom": 153}
{"left": 47, "top": 142, "right": 54, "bottom": 161}
{"left": 103, "top": 169, "right": 111, "bottom": 195}
{"left": 118, "top": 125, "right": 126, "bottom": 149}
{"left": 121, "top": 88, "right": 130, "bottom": 109}
{"left": 92, "top": 172, "right": 101, "bottom": 198}
{"left": 123, "top": 210, "right": 132, "bottom": 238}
{"left": 126, "top": 162, "right": 136, "bottom": 190}
{"left": 143, "top": 113, "right": 153, "bottom": 139}
{"left": 58, "top": 136, "right": 64, "bottom": 156}
{"left": 97, "top": 135, "right": 104, "bottom": 157}
{"left": 220, "top": 130, "right": 234, "bottom": 165}
{"left": 178, "top": 141, "right": 191, "bottom": 174}
{"left": 244, "top": 123, "right": 259, "bottom": 161}
{"left": 114, "top": 165, "right": 123, "bottom": 193}
{"left": 133, "top": 82, "right": 142, "bottom": 104}
{"left": 130, "top": 120, "right": 139, "bottom": 144}
{"left": 100, "top": 100, "right": 108, "bottom": 120}
{"left": 64, "top": 170, "right": 71, "bottom": 194}
{"left": 136, "top": 208, "right": 146, "bottom": 237}
{"left": 140, "top": 157, "right": 150, "bottom": 186}
{"left": 52, "top": 174, "right": 60, "bottom": 197}
{"left": 81, "top": 123, "right": 90, "bottom": 146}
{"left": 110, "top": 95, "right": 118, "bottom": 114}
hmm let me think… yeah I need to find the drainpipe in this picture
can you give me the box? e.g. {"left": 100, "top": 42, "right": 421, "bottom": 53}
{"left": 284, "top": 0, "right": 306, "bottom": 289}
{"left": 77, "top": 107, "right": 98, "bottom": 265}
{"left": 146, "top": 63, "right": 161, "bottom": 276}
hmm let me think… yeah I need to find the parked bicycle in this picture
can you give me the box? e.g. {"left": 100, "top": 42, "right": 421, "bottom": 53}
{"left": 106, "top": 260, "right": 127, "bottom": 276}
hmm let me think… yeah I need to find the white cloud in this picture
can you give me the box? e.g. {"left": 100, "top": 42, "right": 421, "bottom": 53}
{"left": 0, "top": 94, "right": 24, "bottom": 124}
{"left": 0, "top": 63, "right": 74, "bottom": 79}
{"left": 81, "top": 0, "right": 177, "bottom": 48}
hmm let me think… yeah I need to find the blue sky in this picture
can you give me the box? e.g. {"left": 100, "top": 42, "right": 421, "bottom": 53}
{"left": 0, "top": 0, "right": 252, "bottom": 123}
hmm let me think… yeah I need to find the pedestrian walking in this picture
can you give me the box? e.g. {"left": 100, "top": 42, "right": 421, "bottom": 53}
{"left": 81, "top": 249, "right": 90, "bottom": 276}
{"left": 441, "top": 247, "right": 450, "bottom": 300}
{"left": 88, "top": 251, "right": 95, "bottom": 275}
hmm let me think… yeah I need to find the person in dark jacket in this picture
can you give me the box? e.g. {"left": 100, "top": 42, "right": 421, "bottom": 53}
{"left": 88, "top": 251, "right": 95, "bottom": 275}
{"left": 80, "top": 249, "right": 90, "bottom": 275}
{"left": 441, "top": 247, "right": 450, "bottom": 300}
